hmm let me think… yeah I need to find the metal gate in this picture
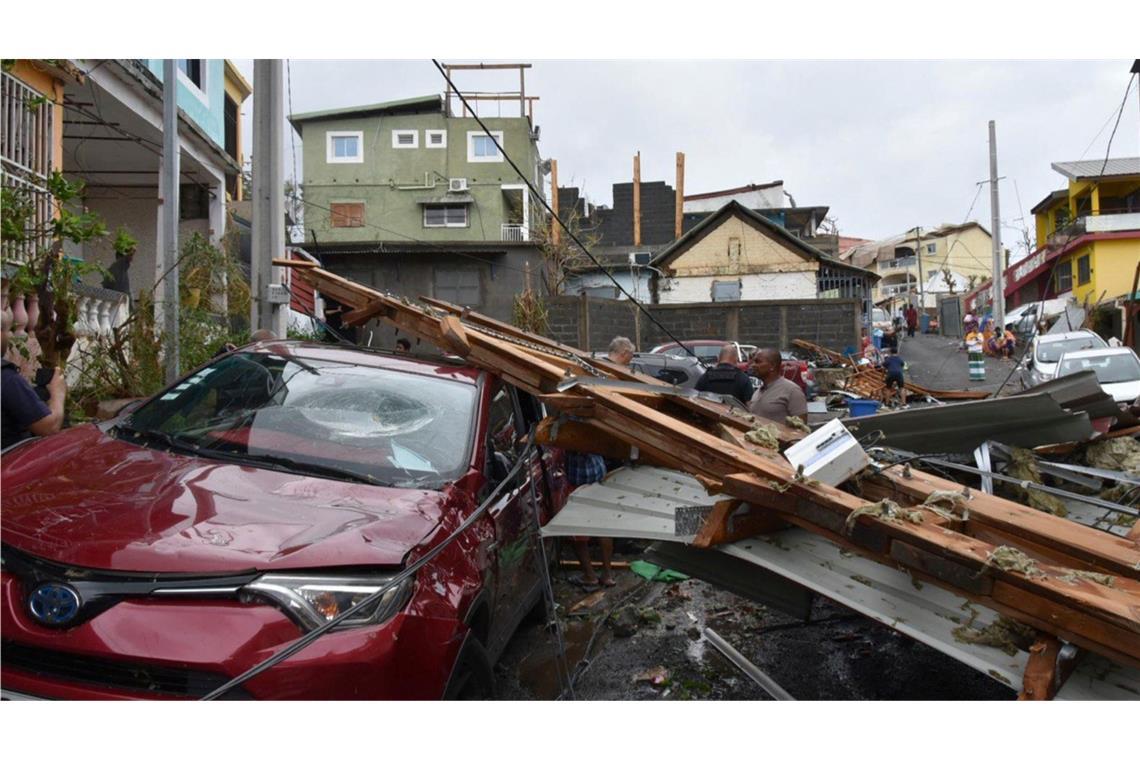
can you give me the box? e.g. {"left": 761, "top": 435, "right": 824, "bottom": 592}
{"left": 939, "top": 296, "right": 962, "bottom": 337}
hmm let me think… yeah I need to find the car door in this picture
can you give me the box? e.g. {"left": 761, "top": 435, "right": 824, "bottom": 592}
{"left": 483, "top": 381, "right": 543, "bottom": 654}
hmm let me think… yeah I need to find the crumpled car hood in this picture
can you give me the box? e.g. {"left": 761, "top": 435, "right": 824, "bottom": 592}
{"left": 1, "top": 426, "right": 460, "bottom": 574}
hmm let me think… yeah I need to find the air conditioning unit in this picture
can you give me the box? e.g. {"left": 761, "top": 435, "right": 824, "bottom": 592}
{"left": 448, "top": 178, "right": 468, "bottom": 193}
{"left": 628, "top": 252, "right": 652, "bottom": 266}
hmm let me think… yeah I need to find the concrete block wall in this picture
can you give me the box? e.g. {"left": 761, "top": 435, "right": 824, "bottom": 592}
{"left": 546, "top": 295, "right": 861, "bottom": 352}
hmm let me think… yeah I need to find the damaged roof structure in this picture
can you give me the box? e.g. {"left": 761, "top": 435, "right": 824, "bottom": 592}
{"left": 277, "top": 259, "right": 1140, "bottom": 700}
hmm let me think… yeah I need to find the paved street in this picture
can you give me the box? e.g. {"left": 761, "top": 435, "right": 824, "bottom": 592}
{"left": 899, "top": 331, "right": 1025, "bottom": 396}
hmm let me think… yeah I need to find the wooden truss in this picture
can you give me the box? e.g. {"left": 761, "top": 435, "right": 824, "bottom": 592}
{"left": 278, "top": 260, "right": 1140, "bottom": 678}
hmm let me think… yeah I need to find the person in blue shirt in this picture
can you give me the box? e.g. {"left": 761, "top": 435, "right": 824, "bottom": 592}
{"left": 1, "top": 315, "right": 67, "bottom": 450}
{"left": 882, "top": 346, "right": 907, "bottom": 406}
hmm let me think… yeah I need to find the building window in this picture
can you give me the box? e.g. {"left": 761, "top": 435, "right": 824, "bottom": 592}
{"left": 1077, "top": 254, "right": 1091, "bottom": 285}
{"left": 435, "top": 267, "right": 481, "bottom": 306}
{"left": 1053, "top": 207, "right": 1070, "bottom": 233}
{"left": 178, "top": 60, "right": 204, "bottom": 90}
{"left": 330, "top": 202, "right": 365, "bottom": 228}
{"left": 425, "top": 130, "right": 447, "bottom": 149}
{"left": 423, "top": 204, "right": 468, "bottom": 228}
{"left": 711, "top": 280, "right": 741, "bottom": 302}
{"left": 926, "top": 243, "right": 937, "bottom": 254}
{"left": 1055, "top": 260, "right": 1073, "bottom": 293}
{"left": 326, "top": 131, "right": 363, "bottom": 163}
{"left": 467, "top": 131, "right": 504, "bottom": 162}
{"left": 392, "top": 130, "right": 418, "bottom": 149}
{"left": 179, "top": 185, "right": 209, "bottom": 220}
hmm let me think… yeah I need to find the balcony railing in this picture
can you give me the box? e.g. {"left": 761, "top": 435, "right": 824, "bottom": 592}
{"left": 2, "top": 71, "right": 56, "bottom": 265}
{"left": 880, "top": 283, "right": 914, "bottom": 297}
{"left": 879, "top": 256, "right": 916, "bottom": 271}
{"left": 501, "top": 223, "right": 528, "bottom": 242}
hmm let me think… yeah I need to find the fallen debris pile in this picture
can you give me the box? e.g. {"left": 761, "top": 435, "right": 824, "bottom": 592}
{"left": 277, "top": 259, "right": 1140, "bottom": 698}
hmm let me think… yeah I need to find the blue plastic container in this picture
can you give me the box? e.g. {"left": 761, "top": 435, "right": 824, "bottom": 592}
{"left": 846, "top": 399, "right": 882, "bottom": 418}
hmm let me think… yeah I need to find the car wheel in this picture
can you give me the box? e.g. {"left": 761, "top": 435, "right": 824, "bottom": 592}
{"left": 443, "top": 637, "right": 495, "bottom": 700}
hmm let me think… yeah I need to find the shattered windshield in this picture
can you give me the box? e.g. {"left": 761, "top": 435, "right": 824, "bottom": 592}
{"left": 123, "top": 352, "right": 477, "bottom": 488}
{"left": 1058, "top": 353, "right": 1140, "bottom": 384}
{"left": 1036, "top": 335, "right": 1106, "bottom": 363}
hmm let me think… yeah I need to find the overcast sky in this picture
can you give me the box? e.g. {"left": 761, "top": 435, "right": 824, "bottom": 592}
{"left": 235, "top": 59, "right": 1139, "bottom": 255}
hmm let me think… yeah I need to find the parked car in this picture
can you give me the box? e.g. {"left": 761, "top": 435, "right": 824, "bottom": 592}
{"left": 1054, "top": 347, "right": 1140, "bottom": 403}
{"left": 780, "top": 351, "right": 818, "bottom": 399}
{"left": 629, "top": 352, "right": 706, "bottom": 389}
{"left": 649, "top": 339, "right": 749, "bottom": 366}
{"left": 1022, "top": 329, "right": 1108, "bottom": 387}
{"left": 650, "top": 341, "right": 815, "bottom": 397}
{"left": 0, "top": 342, "right": 567, "bottom": 700}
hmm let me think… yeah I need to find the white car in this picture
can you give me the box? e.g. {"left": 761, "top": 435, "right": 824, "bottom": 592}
{"left": 1023, "top": 329, "right": 1108, "bottom": 387}
{"left": 1054, "top": 347, "right": 1140, "bottom": 403}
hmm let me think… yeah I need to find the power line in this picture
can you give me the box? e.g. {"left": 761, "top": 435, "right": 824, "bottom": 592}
{"left": 430, "top": 58, "right": 696, "bottom": 358}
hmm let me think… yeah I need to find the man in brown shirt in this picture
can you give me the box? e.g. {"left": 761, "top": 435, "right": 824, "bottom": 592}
{"left": 747, "top": 348, "right": 808, "bottom": 423}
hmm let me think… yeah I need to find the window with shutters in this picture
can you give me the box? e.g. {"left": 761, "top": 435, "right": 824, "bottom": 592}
{"left": 423, "top": 204, "right": 468, "bottom": 228}
{"left": 711, "top": 280, "right": 741, "bottom": 302}
{"left": 392, "top": 130, "right": 418, "bottom": 149}
{"left": 434, "top": 267, "right": 481, "bottom": 306}
{"left": 330, "top": 202, "right": 365, "bottom": 228}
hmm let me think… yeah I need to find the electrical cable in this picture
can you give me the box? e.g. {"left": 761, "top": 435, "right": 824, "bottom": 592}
{"left": 201, "top": 433, "right": 540, "bottom": 700}
{"left": 430, "top": 59, "right": 698, "bottom": 360}
{"left": 987, "top": 70, "right": 1138, "bottom": 397}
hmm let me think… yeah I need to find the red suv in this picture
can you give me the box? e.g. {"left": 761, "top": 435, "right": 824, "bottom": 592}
{"left": 1, "top": 342, "right": 566, "bottom": 700}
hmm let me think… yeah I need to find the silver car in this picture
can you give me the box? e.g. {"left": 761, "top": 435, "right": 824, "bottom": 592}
{"left": 1023, "top": 329, "right": 1108, "bottom": 387}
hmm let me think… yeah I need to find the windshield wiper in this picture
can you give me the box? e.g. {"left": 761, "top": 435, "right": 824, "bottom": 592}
{"left": 113, "top": 425, "right": 201, "bottom": 455}
{"left": 188, "top": 447, "right": 387, "bottom": 486}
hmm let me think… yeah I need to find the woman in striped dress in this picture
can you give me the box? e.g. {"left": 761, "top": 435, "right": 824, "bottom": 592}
{"left": 964, "top": 315, "right": 986, "bottom": 382}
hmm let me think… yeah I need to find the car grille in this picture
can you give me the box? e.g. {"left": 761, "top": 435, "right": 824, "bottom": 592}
{"left": 1, "top": 641, "right": 250, "bottom": 699}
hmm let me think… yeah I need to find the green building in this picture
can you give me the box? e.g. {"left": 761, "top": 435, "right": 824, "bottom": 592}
{"left": 290, "top": 94, "right": 547, "bottom": 329}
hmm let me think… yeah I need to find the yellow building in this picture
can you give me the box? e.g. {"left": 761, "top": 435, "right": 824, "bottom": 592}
{"left": 1007, "top": 158, "right": 1140, "bottom": 309}
{"left": 841, "top": 222, "right": 996, "bottom": 312}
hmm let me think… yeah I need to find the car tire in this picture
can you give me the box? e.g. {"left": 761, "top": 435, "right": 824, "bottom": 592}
{"left": 443, "top": 636, "right": 495, "bottom": 700}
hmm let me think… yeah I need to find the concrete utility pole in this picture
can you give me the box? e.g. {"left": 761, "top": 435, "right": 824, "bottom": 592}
{"left": 914, "top": 225, "right": 924, "bottom": 310}
{"left": 251, "top": 59, "right": 286, "bottom": 337}
{"left": 988, "top": 120, "right": 1005, "bottom": 329}
{"left": 161, "top": 59, "right": 181, "bottom": 383}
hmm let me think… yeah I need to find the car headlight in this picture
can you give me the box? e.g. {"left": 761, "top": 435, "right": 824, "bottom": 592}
{"left": 241, "top": 573, "right": 414, "bottom": 631}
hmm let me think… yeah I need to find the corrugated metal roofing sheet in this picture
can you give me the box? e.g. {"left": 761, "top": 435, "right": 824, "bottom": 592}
{"left": 550, "top": 465, "right": 1140, "bottom": 699}
{"left": 1052, "top": 157, "right": 1140, "bottom": 180}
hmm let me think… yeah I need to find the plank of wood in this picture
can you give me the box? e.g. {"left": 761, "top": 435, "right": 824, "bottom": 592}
{"left": 344, "top": 298, "right": 395, "bottom": 327}
{"left": 1019, "top": 636, "right": 1064, "bottom": 700}
{"left": 284, "top": 263, "right": 1140, "bottom": 670}
{"left": 693, "top": 498, "right": 787, "bottom": 549}
{"left": 440, "top": 315, "right": 471, "bottom": 357}
{"left": 869, "top": 468, "right": 1140, "bottom": 579}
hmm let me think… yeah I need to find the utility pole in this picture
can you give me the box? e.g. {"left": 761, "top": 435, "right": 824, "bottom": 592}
{"left": 988, "top": 120, "right": 1005, "bottom": 329}
{"left": 251, "top": 60, "right": 286, "bottom": 337}
{"left": 913, "top": 225, "right": 924, "bottom": 311}
{"left": 161, "top": 59, "right": 180, "bottom": 383}
{"left": 633, "top": 151, "right": 641, "bottom": 247}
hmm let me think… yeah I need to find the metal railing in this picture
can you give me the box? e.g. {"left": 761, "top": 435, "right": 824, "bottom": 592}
{"left": 2, "top": 71, "right": 55, "bottom": 265}
{"left": 501, "top": 223, "right": 528, "bottom": 242}
{"left": 879, "top": 256, "right": 916, "bottom": 271}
